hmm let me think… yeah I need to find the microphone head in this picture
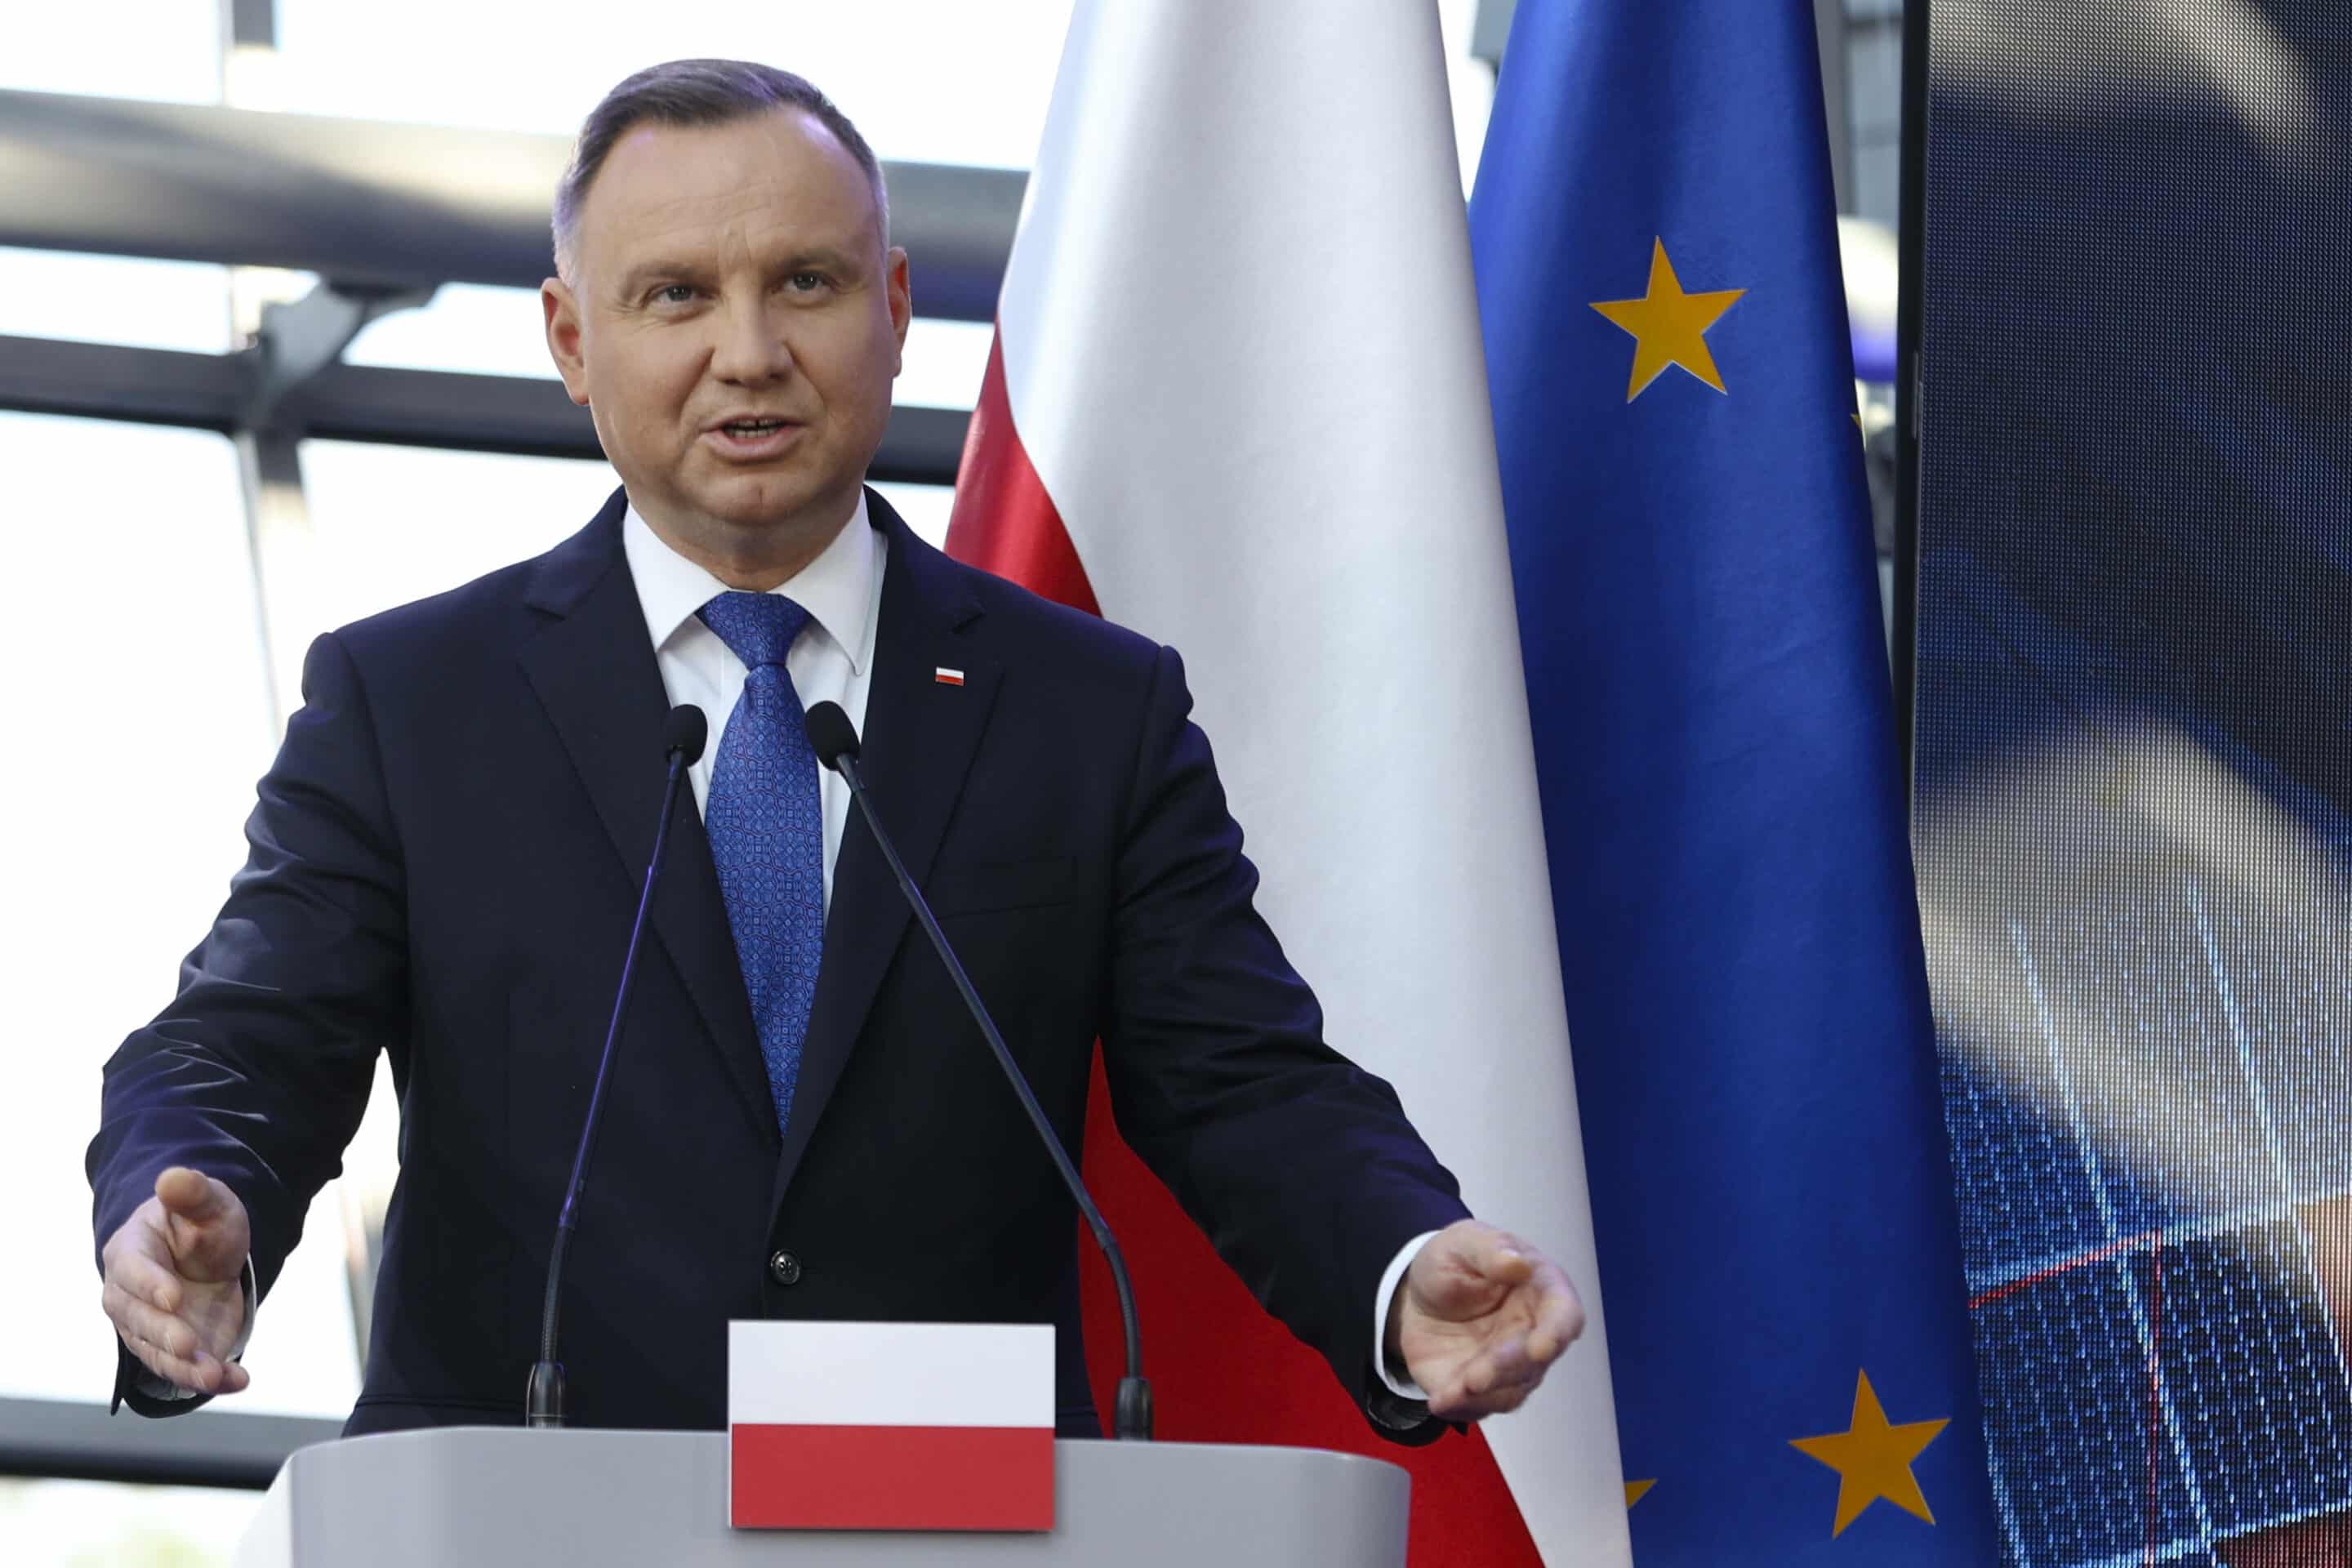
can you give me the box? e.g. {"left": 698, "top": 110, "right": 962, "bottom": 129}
{"left": 804, "top": 702, "right": 861, "bottom": 772}
{"left": 664, "top": 705, "right": 709, "bottom": 766}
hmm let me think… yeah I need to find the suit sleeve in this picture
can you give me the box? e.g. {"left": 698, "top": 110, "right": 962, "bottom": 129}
{"left": 87, "top": 632, "right": 405, "bottom": 1415}
{"left": 1098, "top": 644, "right": 1472, "bottom": 1442}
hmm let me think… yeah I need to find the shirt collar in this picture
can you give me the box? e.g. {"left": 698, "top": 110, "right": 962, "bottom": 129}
{"left": 621, "top": 492, "right": 880, "bottom": 676}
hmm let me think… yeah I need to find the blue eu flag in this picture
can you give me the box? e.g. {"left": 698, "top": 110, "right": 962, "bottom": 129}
{"left": 1469, "top": 3, "right": 1999, "bottom": 1561}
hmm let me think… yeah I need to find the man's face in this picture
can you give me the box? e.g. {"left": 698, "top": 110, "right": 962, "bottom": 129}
{"left": 543, "top": 110, "right": 910, "bottom": 548}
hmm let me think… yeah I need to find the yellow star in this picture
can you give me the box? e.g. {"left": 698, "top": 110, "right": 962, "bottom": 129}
{"left": 1788, "top": 1370, "right": 1950, "bottom": 1537}
{"left": 1625, "top": 1480, "right": 1655, "bottom": 1508}
{"left": 1589, "top": 238, "right": 1745, "bottom": 401}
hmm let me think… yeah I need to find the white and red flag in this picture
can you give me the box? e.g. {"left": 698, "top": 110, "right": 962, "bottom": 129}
{"left": 946, "top": 4, "right": 1628, "bottom": 1563}
{"left": 728, "top": 1321, "right": 1054, "bottom": 1531}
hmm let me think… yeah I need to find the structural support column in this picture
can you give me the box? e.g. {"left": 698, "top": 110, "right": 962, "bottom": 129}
{"left": 231, "top": 429, "right": 313, "bottom": 728}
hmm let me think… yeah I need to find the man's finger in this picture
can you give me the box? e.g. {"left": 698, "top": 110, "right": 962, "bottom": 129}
{"left": 126, "top": 1338, "right": 250, "bottom": 1396}
{"left": 146, "top": 1176, "right": 251, "bottom": 1286}
{"left": 154, "top": 1166, "right": 222, "bottom": 1219}
{"left": 122, "top": 1334, "right": 218, "bottom": 1392}
{"left": 1410, "top": 1224, "right": 1533, "bottom": 1322}
{"left": 1467, "top": 1383, "right": 1535, "bottom": 1419}
{"left": 1464, "top": 1335, "right": 1541, "bottom": 1396}
{"left": 157, "top": 1170, "right": 248, "bottom": 1266}
{"left": 1469, "top": 1229, "right": 1535, "bottom": 1282}
{"left": 1526, "top": 1267, "right": 1585, "bottom": 1362}
{"left": 104, "top": 1284, "right": 200, "bottom": 1361}
{"left": 1430, "top": 1378, "right": 1536, "bottom": 1423}
{"left": 105, "top": 1247, "right": 186, "bottom": 1316}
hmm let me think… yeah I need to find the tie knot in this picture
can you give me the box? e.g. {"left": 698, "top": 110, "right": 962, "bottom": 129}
{"left": 698, "top": 591, "right": 813, "bottom": 670}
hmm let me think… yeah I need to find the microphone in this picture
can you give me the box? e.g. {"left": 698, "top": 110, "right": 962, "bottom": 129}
{"left": 803, "top": 701, "right": 1154, "bottom": 1441}
{"left": 527, "top": 704, "right": 708, "bottom": 1428}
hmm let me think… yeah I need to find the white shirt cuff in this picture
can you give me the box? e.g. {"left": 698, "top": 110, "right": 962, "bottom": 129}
{"left": 1373, "top": 1230, "right": 1443, "bottom": 1400}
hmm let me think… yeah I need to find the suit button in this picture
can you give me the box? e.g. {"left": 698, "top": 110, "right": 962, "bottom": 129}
{"left": 768, "top": 1250, "right": 803, "bottom": 1287}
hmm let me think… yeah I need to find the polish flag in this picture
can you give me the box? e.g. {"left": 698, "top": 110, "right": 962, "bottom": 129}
{"left": 728, "top": 1321, "right": 1054, "bottom": 1531}
{"left": 945, "top": 4, "right": 1629, "bottom": 1564}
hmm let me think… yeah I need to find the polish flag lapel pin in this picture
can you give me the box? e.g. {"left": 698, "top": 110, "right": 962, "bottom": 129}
{"left": 934, "top": 667, "right": 966, "bottom": 687}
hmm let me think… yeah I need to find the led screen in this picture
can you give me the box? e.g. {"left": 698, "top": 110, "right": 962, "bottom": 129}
{"left": 1913, "top": 3, "right": 2352, "bottom": 1564}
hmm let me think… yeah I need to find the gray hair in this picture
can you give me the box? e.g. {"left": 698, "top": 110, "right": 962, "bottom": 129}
{"left": 550, "top": 59, "right": 889, "bottom": 285}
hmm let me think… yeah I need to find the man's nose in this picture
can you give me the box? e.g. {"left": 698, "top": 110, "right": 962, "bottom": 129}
{"left": 709, "top": 294, "right": 796, "bottom": 385}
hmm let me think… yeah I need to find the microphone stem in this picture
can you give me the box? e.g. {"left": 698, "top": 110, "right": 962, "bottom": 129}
{"left": 837, "top": 753, "right": 1152, "bottom": 1437}
{"left": 528, "top": 748, "right": 691, "bottom": 1426}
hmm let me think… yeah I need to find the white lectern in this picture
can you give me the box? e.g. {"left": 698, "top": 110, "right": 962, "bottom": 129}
{"left": 231, "top": 1429, "right": 1410, "bottom": 1566}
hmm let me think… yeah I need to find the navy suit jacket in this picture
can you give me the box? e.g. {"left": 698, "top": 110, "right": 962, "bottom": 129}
{"left": 89, "top": 488, "right": 1468, "bottom": 1438}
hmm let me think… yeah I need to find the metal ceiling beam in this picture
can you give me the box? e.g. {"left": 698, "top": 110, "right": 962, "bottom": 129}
{"left": 0, "top": 334, "right": 969, "bottom": 483}
{"left": 0, "top": 334, "right": 238, "bottom": 429}
{"left": 245, "top": 280, "right": 437, "bottom": 430}
{"left": 0, "top": 90, "right": 1022, "bottom": 322}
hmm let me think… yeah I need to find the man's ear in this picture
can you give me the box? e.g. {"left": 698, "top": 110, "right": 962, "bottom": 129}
{"left": 886, "top": 246, "right": 912, "bottom": 372}
{"left": 542, "top": 278, "right": 590, "bottom": 406}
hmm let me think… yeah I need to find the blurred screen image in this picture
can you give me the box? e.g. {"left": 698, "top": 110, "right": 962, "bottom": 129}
{"left": 1913, "top": 2, "right": 2352, "bottom": 1563}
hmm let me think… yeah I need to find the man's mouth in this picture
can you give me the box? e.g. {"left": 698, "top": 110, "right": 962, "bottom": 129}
{"left": 706, "top": 420, "right": 804, "bottom": 459}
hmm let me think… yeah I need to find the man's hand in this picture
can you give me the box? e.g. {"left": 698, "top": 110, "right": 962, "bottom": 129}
{"left": 1389, "top": 1218, "right": 1584, "bottom": 1422}
{"left": 100, "top": 1167, "right": 252, "bottom": 1396}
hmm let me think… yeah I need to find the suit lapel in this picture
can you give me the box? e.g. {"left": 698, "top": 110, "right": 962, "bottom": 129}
{"left": 773, "top": 492, "right": 1003, "bottom": 1205}
{"left": 516, "top": 489, "right": 776, "bottom": 1143}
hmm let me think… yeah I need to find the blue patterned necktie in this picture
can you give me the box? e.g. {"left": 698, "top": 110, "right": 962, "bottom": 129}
{"left": 698, "top": 591, "right": 825, "bottom": 1136}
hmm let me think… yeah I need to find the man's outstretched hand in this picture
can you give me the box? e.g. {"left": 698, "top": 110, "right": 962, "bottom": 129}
{"left": 100, "top": 1167, "right": 252, "bottom": 1396}
{"left": 1390, "top": 1218, "right": 1584, "bottom": 1422}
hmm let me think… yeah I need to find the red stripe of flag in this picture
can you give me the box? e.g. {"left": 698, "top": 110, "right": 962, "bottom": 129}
{"left": 944, "top": 337, "right": 1099, "bottom": 617}
{"left": 946, "top": 327, "right": 1544, "bottom": 1568}
{"left": 730, "top": 1423, "right": 1054, "bottom": 1530}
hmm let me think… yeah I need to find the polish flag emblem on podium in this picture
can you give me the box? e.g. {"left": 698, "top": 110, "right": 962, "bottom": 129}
{"left": 728, "top": 1321, "right": 1057, "bottom": 1531}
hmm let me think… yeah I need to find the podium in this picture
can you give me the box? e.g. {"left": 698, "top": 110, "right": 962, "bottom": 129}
{"left": 231, "top": 1429, "right": 1410, "bottom": 1566}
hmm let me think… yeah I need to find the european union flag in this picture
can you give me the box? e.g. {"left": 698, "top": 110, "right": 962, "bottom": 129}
{"left": 1469, "top": 3, "right": 2000, "bottom": 1561}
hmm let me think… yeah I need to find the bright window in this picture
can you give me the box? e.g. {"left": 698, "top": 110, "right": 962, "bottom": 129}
{"left": 287, "top": 442, "right": 621, "bottom": 651}
{"left": 0, "top": 248, "right": 234, "bottom": 355}
{"left": 272, "top": 1, "right": 1077, "bottom": 170}
{"left": 2, "top": 0, "right": 220, "bottom": 101}
{"left": 0, "top": 413, "right": 362, "bottom": 1419}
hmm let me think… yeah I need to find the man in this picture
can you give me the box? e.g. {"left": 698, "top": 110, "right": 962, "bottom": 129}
{"left": 91, "top": 60, "right": 1579, "bottom": 1441}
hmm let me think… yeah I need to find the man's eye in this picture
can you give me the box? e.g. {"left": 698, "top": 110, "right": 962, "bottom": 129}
{"left": 788, "top": 273, "right": 829, "bottom": 292}
{"left": 654, "top": 284, "right": 696, "bottom": 304}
